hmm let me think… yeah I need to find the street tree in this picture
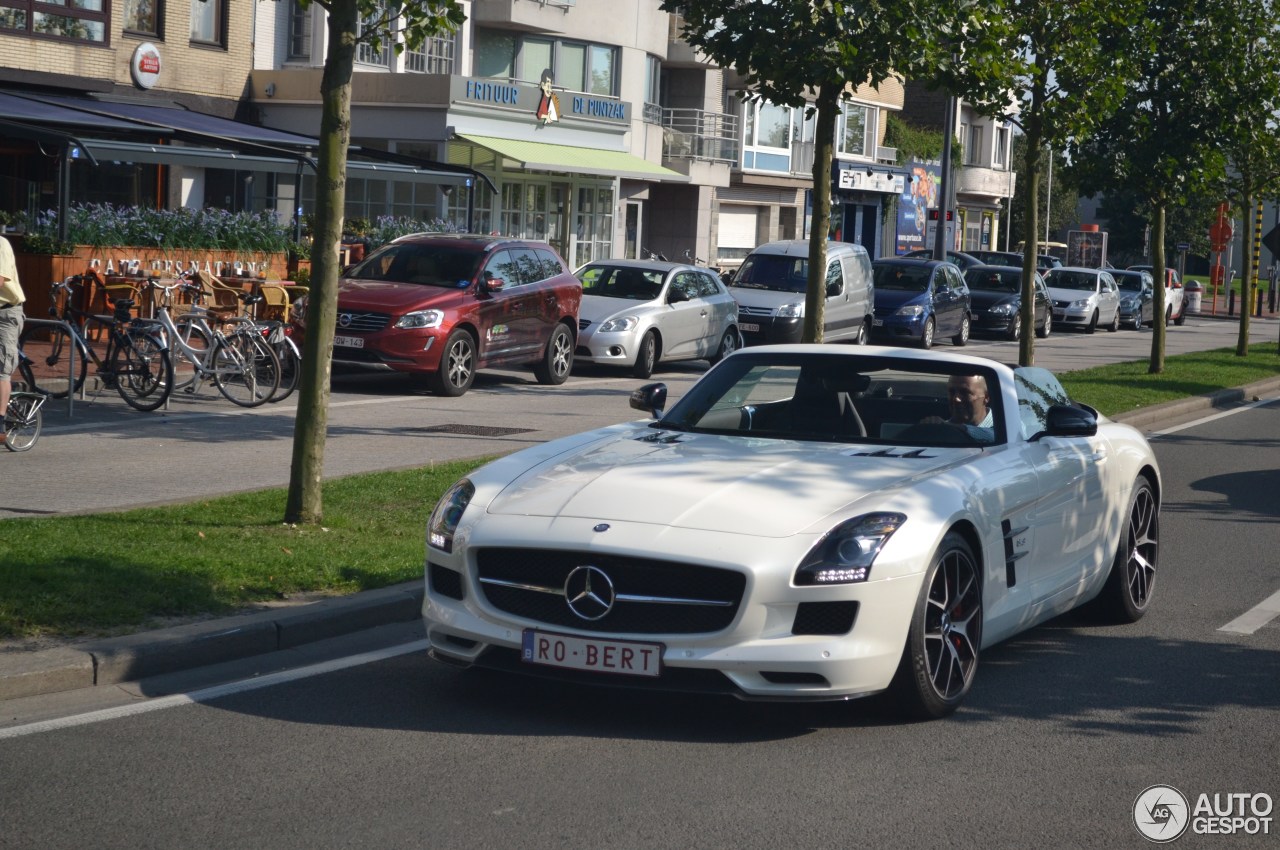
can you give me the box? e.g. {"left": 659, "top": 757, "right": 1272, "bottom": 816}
{"left": 1211, "top": 0, "right": 1280, "bottom": 356}
{"left": 1070, "top": 0, "right": 1237, "bottom": 373}
{"left": 952, "top": 0, "right": 1136, "bottom": 366}
{"left": 285, "top": 0, "right": 465, "bottom": 525}
{"left": 664, "top": 0, "right": 981, "bottom": 343}
{"left": 1007, "top": 136, "right": 1077, "bottom": 251}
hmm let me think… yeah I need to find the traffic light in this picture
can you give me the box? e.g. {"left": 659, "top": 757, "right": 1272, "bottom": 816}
{"left": 927, "top": 209, "right": 954, "bottom": 221}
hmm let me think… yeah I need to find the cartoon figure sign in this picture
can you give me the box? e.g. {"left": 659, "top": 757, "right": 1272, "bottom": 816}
{"left": 535, "top": 69, "right": 561, "bottom": 125}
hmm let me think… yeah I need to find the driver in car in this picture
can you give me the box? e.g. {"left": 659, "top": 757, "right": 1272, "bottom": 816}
{"left": 923, "top": 375, "right": 995, "bottom": 443}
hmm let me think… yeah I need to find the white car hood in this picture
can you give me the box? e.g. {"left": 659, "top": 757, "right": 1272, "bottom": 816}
{"left": 1046, "top": 286, "right": 1097, "bottom": 302}
{"left": 580, "top": 294, "right": 657, "bottom": 323}
{"left": 486, "top": 429, "right": 973, "bottom": 537}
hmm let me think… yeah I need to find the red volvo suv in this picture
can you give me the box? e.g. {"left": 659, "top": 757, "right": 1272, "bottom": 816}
{"left": 298, "top": 234, "right": 581, "bottom": 396}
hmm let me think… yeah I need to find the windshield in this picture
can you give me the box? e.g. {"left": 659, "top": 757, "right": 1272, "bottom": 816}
{"left": 578, "top": 265, "right": 664, "bottom": 300}
{"left": 732, "top": 254, "right": 807, "bottom": 293}
{"left": 348, "top": 243, "right": 483, "bottom": 287}
{"left": 1045, "top": 270, "right": 1098, "bottom": 291}
{"left": 1113, "top": 274, "right": 1146, "bottom": 292}
{"left": 655, "top": 351, "right": 1003, "bottom": 446}
{"left": 964, "top": 268, "right": 1020, "bottom": 293}
{"left": 873, "top": 263, "right": 931, "bottom": 292}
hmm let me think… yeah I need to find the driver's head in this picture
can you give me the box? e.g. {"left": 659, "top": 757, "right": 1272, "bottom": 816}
{"left": 947, "top": 375, "right": 989, "bottom": 425}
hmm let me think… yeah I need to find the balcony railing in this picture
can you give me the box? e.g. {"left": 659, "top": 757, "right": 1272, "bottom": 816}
{"left": 660, "top": 108, "right": 739, "bottom": 165}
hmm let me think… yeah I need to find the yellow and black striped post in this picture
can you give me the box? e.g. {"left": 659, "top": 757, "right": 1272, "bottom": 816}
{"left": 1253, "top": 201, "right": 1264, "bottom": 313}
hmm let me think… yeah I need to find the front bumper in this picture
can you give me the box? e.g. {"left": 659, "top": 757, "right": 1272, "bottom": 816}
{"left": 575, "top": 325, "right": 642, "bottom": 367}
{"left": 736, "top": 314, "right": 802, "bottom": 347}
{"left": 870, "top": 313, "right": 927, "bottom": 341}
{"left": 422, "top": 519, "right": 925, "bottom": 702}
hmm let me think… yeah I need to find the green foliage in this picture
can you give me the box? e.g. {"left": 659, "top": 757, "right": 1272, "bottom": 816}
{"left": 17, "top": 205, "right": 292, "bottom": 254}
{"left": 884, "top": 115, "right": 945, "bottom": 163}
{"left": 1008, "top": 135, "right": 1078, "bottom": 242}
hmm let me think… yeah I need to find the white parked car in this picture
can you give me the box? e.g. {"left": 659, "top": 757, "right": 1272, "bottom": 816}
{"left": 422, "top": 345, "right": 1161, "bottom": 718}
{"left": 1044, "top": 267, "right": 1123, "bottom": 333}
{"left": 574, "top": 260, "right": 741, "bottom": 378}
{"left": 1127, "top": 265, "right": 1186, "bottom": 326}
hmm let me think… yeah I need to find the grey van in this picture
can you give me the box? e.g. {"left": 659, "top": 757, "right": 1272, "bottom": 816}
{"left": 729, "top": 240, "right": 875, "bottom": 346}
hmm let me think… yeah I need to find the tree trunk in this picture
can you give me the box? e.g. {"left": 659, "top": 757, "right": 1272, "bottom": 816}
{"left": 1148, "top": 204, "right": 1167, "bottom": 374}
{"left": 1237, "top": 196, "right": 1255, "bottom": 357}
{"left": 803, "top": 84, "right": 838, "bottom": 344}
{"left": 285, "top": 1, "right": 358, "bottom": 525}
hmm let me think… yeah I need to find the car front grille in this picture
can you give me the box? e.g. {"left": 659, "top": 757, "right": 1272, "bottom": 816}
{"left": 738, "top": 306, "right": 774, "bottom": 318}
{"left": 475, "top": 547, "right": 746, "bottom": 635}
{"left": 336, "top": 311, "right": 391, "bottom": 333}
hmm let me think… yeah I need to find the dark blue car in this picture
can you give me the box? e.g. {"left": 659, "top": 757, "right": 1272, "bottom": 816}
{"left": 871, "top": 258, "right": 971, "bottom": 348}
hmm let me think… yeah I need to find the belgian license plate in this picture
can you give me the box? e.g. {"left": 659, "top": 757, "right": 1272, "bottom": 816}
{"left": 739, "top": 322, "right": 760, "bottom": 333}
{"left": 522, "top": 629, "right": 662, "bottom": 677}
{"left": 334, "top": 335, "right": 364, "bottom": 348}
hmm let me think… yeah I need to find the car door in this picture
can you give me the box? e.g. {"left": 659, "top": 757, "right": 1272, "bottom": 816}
{"left": 477, "top": 248, "right": 529, "bottom": 360}
{"left": 1033, "top": 274, "right": 1050, "bottom": 327}
{"left": 931, "top": 264, "right": 963, "bottom": 335}
{"left": 661, "top": 270, "right": 712, "bottom": 359}
{"left": 1099, "top": 272, "right": 1121, "bottom": 324}
{"left": 696, "top": 271, "right": 735, "bottom": 356}
{"left": 1013, "top": 367, "right": 1111, "bottom": 604}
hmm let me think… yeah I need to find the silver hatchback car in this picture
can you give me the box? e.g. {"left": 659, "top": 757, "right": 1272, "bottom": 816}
{"left": 574, "top": 260, "right": 741, "bottom": 378}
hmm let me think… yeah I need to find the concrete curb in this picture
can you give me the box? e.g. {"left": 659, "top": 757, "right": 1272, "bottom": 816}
{"left": 0, "top": 582, "right": 423, "bottom": 701}
{"left": 2, "top": 373, "right": 1279, "bottom": 703}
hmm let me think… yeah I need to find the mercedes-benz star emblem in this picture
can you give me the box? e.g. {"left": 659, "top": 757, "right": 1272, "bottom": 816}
{"left": 563, "top": 565, "right": 615, "bottom": 621}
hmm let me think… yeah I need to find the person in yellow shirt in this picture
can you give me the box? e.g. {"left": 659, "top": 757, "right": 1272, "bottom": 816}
{"left": 0, "top": 234, "right": 26, "bottom": 419}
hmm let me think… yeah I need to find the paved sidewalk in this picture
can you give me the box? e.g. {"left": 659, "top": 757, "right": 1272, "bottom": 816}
{"left": 2, "top": 373, "right": 1279, "bottom": 703}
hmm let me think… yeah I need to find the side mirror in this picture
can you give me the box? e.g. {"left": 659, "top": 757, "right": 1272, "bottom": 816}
{"left": 1033, "top": 404, "right": 1098, "bottom": 440}
{"left": 630, "top": 383, "right": 668, "bottom": 418}
{"left": 482, "top": 272, "right": 505, "bottom": 293}
{"left": 668, "top": 288, "right": 690, "bottom": 304}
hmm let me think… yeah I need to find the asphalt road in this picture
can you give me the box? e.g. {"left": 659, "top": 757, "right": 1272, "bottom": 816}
{"left": 1, "top": 313, "right": 1274, "bottom": 519}
{"left": 0, "top": 399, "right": 1277, "bottom": 848}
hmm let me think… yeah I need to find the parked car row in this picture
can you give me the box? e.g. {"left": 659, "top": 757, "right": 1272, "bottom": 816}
{"left": 297, "top": 232, "right": 1191, "bottom": 397}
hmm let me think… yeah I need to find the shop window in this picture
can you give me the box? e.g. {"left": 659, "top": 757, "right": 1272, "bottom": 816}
{"left": 190, "top": 0, "right": 223, "bottom": 46}
{"left": 123, "top": 0, "right": 160, "bottom": 36}
{"left": 2, "top": 0, "right": 108, "bottom": 42}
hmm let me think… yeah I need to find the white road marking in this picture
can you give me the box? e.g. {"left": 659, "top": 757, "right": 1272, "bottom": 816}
{"left": 1218, "top": 589, "right": 1280, "bottom": 635}
{"left": 1148, "top": 396, "right": 1279, "bottom": 438}
{"left": 0, "top": 640, "right": 428, "bottom": 741}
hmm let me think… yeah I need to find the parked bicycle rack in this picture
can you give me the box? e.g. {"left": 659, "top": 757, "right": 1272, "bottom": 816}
{"left": 19, "top": 316, "right": 78, "bottom": 418}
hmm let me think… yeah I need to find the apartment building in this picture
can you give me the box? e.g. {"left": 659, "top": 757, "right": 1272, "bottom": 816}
{"left": 900, "top": 82, "right": 1017, "bottom": 255}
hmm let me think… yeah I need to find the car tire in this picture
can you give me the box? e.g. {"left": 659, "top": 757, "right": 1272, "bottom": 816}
{"left": 1085, "top": 310, "right": 1098, "bottom": 334}
{"left": 1174, "top": 305, "right": 1186, "bottom": 326}
{"left": 534, "top": 322, "right": 574, "bottom": 385}
{"left": 708, "top": 328, "right": 739, "bottom": 364}
{"left": 430, "top": 329, "right": 477, "bottom": 397}
{"left": 1035, "top": 312, "right": 1051, "bottom": 338}
{"left": 888, "top": 531, "right": 982, "bottom": 719}
{"left": 1164, "top": 307, "right": 1172, "bottom": 327}
{"left": 919, "top": 317, "right": 935, "bottom": 349}
{"left": 1107, "top": 309, "right": 1120, "bottom": 332}
{"left": 952, "top": 314, "right": 970, "bottom": 346}
{"left": 857, "top": 318, "right": 870, "bottom": 346}
{"left": 1085, "top": 476, "right": 1158, "bottom": 624}
{"left": 1007, "top": 313, "right": 1022, "bottom": 341}
{"left": 632, "top": 330, "right": 659, "bottom": 379}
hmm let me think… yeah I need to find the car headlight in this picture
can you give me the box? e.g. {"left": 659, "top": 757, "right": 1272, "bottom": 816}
{"left": 1069, "top": 298, "right": 1092, "bottom": 309}
{"left": 989, "top": 302, "right": 1017, "bottom": 315}
{"left": 599, "top": 316, "right": 639, "bottom": 333}
{"left": 428, "top": 479, "right": 475, "bottom": 553}
{"left": 895, "top": 304, "right": 926, "bottom": 317}
{"left": 794, "top": 512, "right": 906, "bottom": 585}
{"left": 396, "top": 309, "right": 445, "bottom": 329}
{"left": 776, "top": 302, "right": 805, "bottom": 318}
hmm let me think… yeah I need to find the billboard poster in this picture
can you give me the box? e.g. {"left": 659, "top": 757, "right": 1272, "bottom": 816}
{"left": 896, "top": 161, "right": 942, "bottom": 254}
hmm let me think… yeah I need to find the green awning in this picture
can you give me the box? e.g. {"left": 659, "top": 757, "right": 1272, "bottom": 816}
{"left": 455, "top": 133, "right": 689, "bottom": 183}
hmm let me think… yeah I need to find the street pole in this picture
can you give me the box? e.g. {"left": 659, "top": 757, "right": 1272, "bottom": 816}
{"left": 1044, "top": 147, "right": 1053, "bottom": 245}
{"left": 932, "top": 94, "right": 957, "bottom": 260}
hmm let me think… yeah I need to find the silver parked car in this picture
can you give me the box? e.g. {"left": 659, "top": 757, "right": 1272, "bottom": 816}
{"left": 574, "top": 260, "right": 741, "bottom": 378}
{"left": 1044, "top": 266, "right": 1122, "bottom": 333}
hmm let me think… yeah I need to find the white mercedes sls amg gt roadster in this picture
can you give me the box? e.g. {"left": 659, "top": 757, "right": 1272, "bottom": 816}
{"left": 423, "top": 345, "right": 1160, "bottom": 718}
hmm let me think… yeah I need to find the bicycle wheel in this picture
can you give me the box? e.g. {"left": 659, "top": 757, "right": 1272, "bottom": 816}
{"left": 4, "top": 394, "right": 43, "bottom": 452}
{"left": 110, "top": 331, "right": 174, "bottom": 412}
{"left": 170, "top": 319, "right": 213, "bottom": 392}
{"left": 270, "top": 334, "right": 301, "bottom": 403}
{"left": 17, "top": 324, "right": 88, "bottom": 398}
{"left": 212, "top": 331, "right": 280, "bottom": 407}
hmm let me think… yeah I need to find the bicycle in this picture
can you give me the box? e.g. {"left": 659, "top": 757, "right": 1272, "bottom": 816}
{"left": 138, "top": 276, "right": 281, "bottom": 408}
{"left": 4, "top": 353, "right": 44, "bottom": 451}
{"left": 17, "top": 275, "right": 175, "bottom": 412}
